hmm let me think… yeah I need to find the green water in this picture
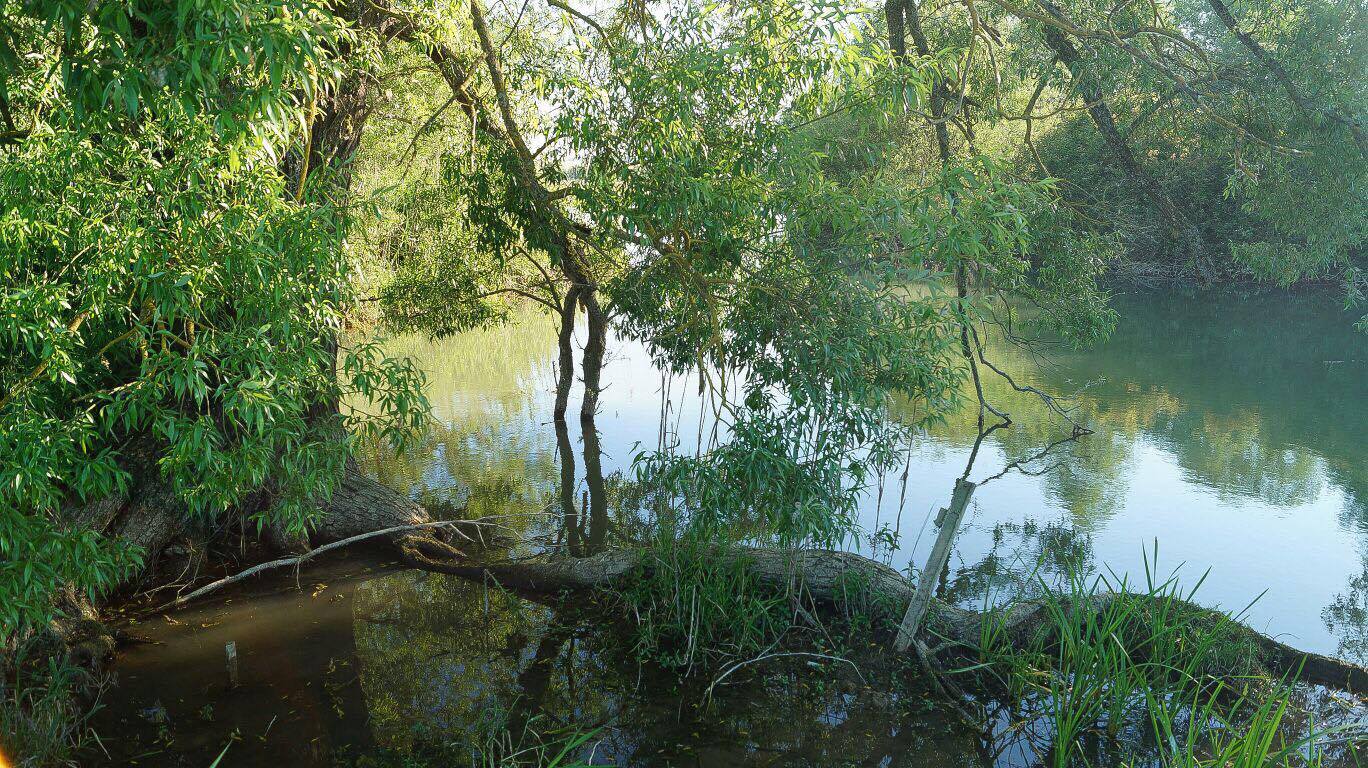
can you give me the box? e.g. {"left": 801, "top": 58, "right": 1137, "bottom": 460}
{"left": 91, "top": 285, "right": 1368, "bottom": 766}
{"left": 363, "top": 284, "right": 1368, "bottom": 662}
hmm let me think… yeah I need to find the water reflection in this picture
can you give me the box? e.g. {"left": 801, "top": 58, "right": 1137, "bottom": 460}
{"left": 360, "top": 285, "right": 1368, "bottom": 660}
{"left": 91, "top": 285, "right": 1368, "bottom": 766}
{"left": 1020, "top": 289, "right": 1366, "bottom": 518}
{"left": 351, "top": 571, "right": 984, "bottom": 766}
{"left": 93, "top": 553, "right": 1363, "bottom": 767}
{"left": 94, "top": 556, "right": 990, "bottom": 766}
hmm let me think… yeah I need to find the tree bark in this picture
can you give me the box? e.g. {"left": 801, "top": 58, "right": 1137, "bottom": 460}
{"left": 579, "top": 292, "right": 608, "bottom": 421}
{"left": 902, "top": 0, "right": 953, "bottom": 162}
{"left": 553, "top": 285, "right": 582, "bottom": 420}
{"left": 884, "top": 0, "right": 907, "bottom": 62}
{"left": 400, "top": 545, "right": 1368, "bottom": 696}
{"left": 1035, "top": 1, "right": 1205, "bottom": 261}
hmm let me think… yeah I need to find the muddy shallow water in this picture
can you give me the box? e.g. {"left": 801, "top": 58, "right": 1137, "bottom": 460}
{"left": 92, "top": 554, "right": 982, "bottom": 766}
{"left": 92, "top": 285, "right": 1368, "bottom": 765}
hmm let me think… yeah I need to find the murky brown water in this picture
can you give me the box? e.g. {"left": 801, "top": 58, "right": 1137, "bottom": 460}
{"left": 93, "top": 554, "right": 985, "bottom": 767}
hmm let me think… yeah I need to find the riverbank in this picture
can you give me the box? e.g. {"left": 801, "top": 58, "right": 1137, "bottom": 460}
{"left": 8, "top": 283, "right": 1368, "bottom": 766}
{"left": 78, "top": 542, "right": 1368, "bottom": 766}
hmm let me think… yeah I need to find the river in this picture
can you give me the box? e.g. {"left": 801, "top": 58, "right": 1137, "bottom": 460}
{"left": 92, "top": 285, "right": 1368, "bottom": 765}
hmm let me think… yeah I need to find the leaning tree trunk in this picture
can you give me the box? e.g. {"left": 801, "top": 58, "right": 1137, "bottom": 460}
{"left": 51, "top": 437, "right": 197, "bottom": 665}
{"left": 1034, "top": 0, "right": 1206, "bottom": 264}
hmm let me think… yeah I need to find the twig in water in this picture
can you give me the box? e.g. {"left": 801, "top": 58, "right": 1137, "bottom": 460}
{"left": 151, "top": 520, "right": 473, "bottom": 613}
{"left": 705, "top": 651, "right": 863, "bottom": 702}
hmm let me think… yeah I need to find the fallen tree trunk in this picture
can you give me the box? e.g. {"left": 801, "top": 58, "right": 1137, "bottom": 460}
{"left": 400, "top": 545, "right": 1368, "bottom": 696}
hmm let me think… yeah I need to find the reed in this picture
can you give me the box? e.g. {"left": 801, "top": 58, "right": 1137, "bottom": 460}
{"left": 0, "top": 645, "right": 106, "bottom": 768}
{"left": 967, "top": 544, "right": 1365, "bottom": 766}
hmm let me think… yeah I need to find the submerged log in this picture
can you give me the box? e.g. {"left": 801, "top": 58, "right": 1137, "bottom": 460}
{"left": 400, "top": 545, "right": 1368, "bottom": 696}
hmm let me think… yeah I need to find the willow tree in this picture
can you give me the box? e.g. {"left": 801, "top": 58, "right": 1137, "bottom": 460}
{"left": 354, "top": 0, "right": 1115, "bottom": 558}
{"left": 0, "top": 1, "right": 433, "bottom": 647}
{"left": 887, "top": 0, "right": 1367, "bottom": 301}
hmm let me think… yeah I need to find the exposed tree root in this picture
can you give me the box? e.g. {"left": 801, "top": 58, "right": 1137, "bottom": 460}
{"left": 49, "top": 453, "right": 461, "bottom": 668}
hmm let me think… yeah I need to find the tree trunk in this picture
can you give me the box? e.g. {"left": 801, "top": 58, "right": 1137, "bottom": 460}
{"left": 1034, "top": 1, "right": 1205, "bottom": 262}
{"left": 902, "top": 0, "right": 953, "bottom": 162}
{"left": 579, "top": 292, "right": 608, "bottom": 421}
{"left": 553, "top": 286, "right": 582, "bottom": 421}
{"left": 312, "top": 460, "right": 426, "bottom": 541}
{"left": 399, "top": 545, "right": 1368, "bottom": 696}
{"left": 884, "top": 0, "right": 907, "bottom": 62}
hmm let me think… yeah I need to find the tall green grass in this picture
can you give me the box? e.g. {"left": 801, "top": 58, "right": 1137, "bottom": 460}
{"left": 618, "top": 536, "right": 790, "bottom": 672}
{"left": 967, "top": 545, "right": 1365, "bottom": 767}
{"left": 0, "top": 644, "right": 106, "bottom": 768}
{"left": 1137, "top": 676, "right": 1362, "bottom": 768}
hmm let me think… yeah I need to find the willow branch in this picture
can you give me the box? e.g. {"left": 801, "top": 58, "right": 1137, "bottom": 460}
{"left": 1205, "top": 0, "right": 1364, "bottom": 154}
{"left": 0, "top": 311, "right": 91, "bottom": 411}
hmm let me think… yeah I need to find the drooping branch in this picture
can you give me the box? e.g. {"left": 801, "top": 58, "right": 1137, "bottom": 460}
{"left": 1204, "top": 0, "right": 1365, "bottom": 154}
{"left": 969, "top": 324, "right": 1090, "bottom": 431}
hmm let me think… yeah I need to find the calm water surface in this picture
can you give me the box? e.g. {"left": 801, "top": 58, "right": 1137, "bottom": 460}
{"left": 93, "top": 286, "right": 1368, "bottom": 765}
{"left": 368, "top": 284, "right": 1368, "bottom": 661}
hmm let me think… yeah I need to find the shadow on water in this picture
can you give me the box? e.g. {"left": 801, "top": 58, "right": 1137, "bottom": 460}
{"left": 91, "top": 554, "right": 987, "bottom": 766}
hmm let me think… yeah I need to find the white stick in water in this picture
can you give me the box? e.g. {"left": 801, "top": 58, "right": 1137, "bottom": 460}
{"left": 225, "top": 641, "right": 239, "bottom": 688}
{"left": 895, "top": 478, "right": 976, "bottom": 652}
